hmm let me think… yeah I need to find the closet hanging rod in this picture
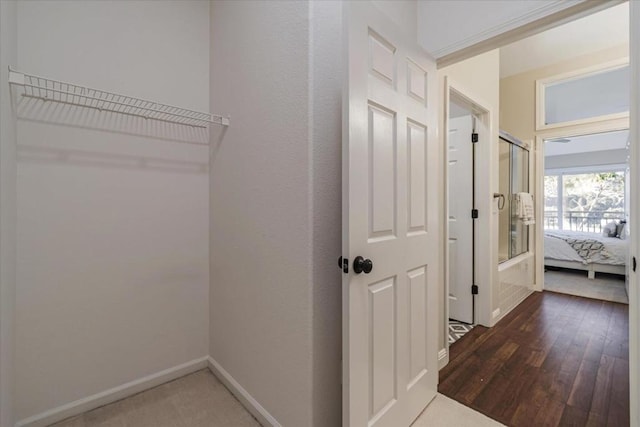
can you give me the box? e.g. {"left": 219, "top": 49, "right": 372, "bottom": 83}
{"left": 8, "top": 67, "right": 229, "bottom": 128}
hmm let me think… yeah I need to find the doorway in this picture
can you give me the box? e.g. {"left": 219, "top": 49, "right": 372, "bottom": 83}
{"left": 541, "top": 129, "right": 630, "bottom": 303}
{"left": 438, "top": 2, "right": 633, "bottom": 425}
{"left": 446, "top": 86, "right": 490, "bottom": 344}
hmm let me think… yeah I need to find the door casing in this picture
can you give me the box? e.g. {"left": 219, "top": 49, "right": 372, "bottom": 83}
{"left": 442, "top": 79, "right": 492, "bottom": 363}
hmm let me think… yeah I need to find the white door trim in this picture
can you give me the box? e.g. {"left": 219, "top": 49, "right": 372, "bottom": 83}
{"left": 533, "top": 119, "right": 630, "bottom": 292}
{"left": 629, "top": 2, "right": 639, "bottom": 425}
{"left": 442, "top": 78, "right": 493, "bottom": 357}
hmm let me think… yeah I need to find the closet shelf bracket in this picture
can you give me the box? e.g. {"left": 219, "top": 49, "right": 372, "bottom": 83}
{"left": 8, "top": 67, "right": 229, "bottom": 128}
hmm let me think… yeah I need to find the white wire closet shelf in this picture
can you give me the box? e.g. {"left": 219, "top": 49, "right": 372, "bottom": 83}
{"left": 8, "top": 67, "right": 229, "bottom": 128}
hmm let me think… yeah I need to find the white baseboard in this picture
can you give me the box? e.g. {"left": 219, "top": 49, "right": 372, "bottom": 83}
{"left": 437, "top": 348, "right": 449, "bottom": 370}
{"left": 493, "top": 289, "right": 534, "bottom": 325}
{"left": 207, "top": 356, "right": 281, "bottom": 427}
{"left": 15, "top": 356, "right": 209, "bottom": 427}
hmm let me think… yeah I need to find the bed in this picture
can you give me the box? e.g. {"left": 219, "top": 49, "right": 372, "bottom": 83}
{"left": 544, "top": 230, "right": 628, "bottom": 279}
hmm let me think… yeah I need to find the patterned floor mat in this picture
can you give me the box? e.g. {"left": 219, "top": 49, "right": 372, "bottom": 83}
{"left": 449, "top": 320, "right": 475, "bottom": 344}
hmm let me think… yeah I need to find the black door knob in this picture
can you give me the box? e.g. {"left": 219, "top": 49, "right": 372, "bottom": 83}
{"left": 353, "top": 256, "right": 373, "bottom": 274}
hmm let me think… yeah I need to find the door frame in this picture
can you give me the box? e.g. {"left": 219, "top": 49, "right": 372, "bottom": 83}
{"left": 628, "top": 2, "right": 639, "bottom": 425}
{"left": 533, "top": 119, "right": 630, "bottom": 292}
{"left": 442, "top": 78, "right": 493, "bottom": 365}
{"left": 440, "top": 2, "right": 638, "bottom": 423}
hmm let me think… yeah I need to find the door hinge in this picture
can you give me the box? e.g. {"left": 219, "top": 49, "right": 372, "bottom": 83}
{"left": 471, "top": 209, "right": 478, "bottom": 219}
{"left": 633, "top": 256, "right": 637, "bottom": 272}
{"left": 471, "top": 285, "right": 479, "bottom": 295}
{"left": 471, "top": 133, "right": 479, "bottom": 143}
{"left": 338, "top": 256, "right": 349, "bottom": 274}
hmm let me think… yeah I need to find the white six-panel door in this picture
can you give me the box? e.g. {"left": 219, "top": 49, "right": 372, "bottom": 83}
{"left": 342, "top": 2, "right": 439, "bottom": 426}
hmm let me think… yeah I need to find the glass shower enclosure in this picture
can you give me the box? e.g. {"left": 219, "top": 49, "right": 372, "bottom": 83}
{"left": 498, "top": 131, "right": 530, "bottom": 263}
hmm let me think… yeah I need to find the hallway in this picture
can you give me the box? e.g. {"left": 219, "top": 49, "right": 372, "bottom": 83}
{"left": 439, "top": 291, "right": 629, "bottom": 426}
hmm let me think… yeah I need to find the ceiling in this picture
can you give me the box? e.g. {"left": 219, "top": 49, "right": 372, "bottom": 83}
{"left": 418, "top": 0, "right": 583, "bottom": 59}
{"left": 499, "top": 2, "right": 629, "bottom": 78}
{"left": 545, "top": 130, "right": 629, "bottom": 157}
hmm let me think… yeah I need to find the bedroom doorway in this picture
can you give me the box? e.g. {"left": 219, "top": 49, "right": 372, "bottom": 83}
{"left": 542, "top": 129, "right": 630, "bottom": 302}
{"left": 542, "top": 130, "right": 630, "bottom": 303}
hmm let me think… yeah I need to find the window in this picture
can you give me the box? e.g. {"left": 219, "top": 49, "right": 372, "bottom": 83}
{"left": 544, "top": 169, "right": 626, "bottom": 233}
{"left": 536, "top": 61, "right": 629, "bottom": 130}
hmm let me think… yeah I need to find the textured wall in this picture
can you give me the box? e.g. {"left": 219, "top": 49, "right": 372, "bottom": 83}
{"left": 209, "top": 2, "right": 314, "bottom": 425}
{"left": 310, "top": 2, "right": 343, "bottom": 426}
{"left": 15, "top": 1, "right": 210, "bottom": 421}
{"left": 0, "top": 1, "right": 17, "bottom": 425}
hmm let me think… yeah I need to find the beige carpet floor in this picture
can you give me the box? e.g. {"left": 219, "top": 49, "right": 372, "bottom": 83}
{"left": 544, "top": 268, "right": 628, "bottom": 304}
{"left": 50, "top": 370, "right": 260, "bottom": 427}
{"left": 49, "top": 369, "right": 505, "bottom": 427}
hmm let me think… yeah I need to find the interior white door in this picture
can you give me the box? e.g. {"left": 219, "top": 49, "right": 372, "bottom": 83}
{"left": 448, "top": 114, "right": 474, "bottom": 324}
{"left": 342, "top": 2, "right": 439, "bottom": 426}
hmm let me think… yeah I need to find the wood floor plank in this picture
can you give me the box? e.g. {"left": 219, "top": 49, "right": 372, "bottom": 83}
{"left": 606, "top": 357, "right": 630, "bottom": 427}
{"left": 566, "top": 357, "right": 599, "bottom": 412}
{"left": 439, "top": 291, "right": 629, "bottom": 427}
{"left": 587, "top": 354, "right": 616, "bottom": 423}
{"left": 531, "top": 396, "right": 566, "bottom": 427}
{"left": 456, "top": 340, "right": 519, "bottom": 405}
{"left": 471, "top": 353, "right": 527, "bottom": 417}
{"left": 559, "top": 404, "right": 589, "bottom": 426}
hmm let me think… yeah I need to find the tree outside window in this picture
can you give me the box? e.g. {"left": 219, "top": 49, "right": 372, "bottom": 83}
{"left": 544, "top": 170, "right": 625, "bottom": 232}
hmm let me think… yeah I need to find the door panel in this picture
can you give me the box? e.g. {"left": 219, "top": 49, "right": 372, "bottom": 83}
{"left": 369, "top": 277, "right": 397, "bottom": 419}
{"left": 407, "top": 265, "right": 428, "bottom": 387}
{"left": 368, "top": 104, "right": 397, "bottom": 240}
{"left": 343, "top": 2, "right": 439, "bottom": 426}
{"left": 448, "top": 115, "right": 474, "bottom": 324}
{"left": 407, "top": 121, "right": 427, "bottom": 235}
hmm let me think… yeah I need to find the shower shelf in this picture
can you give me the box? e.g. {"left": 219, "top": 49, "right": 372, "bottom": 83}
{"left": 8, "top": 68, "right": 229, "bottom": 128}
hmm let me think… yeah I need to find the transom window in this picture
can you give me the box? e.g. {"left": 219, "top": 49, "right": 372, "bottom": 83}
{"left": 536, "top": 61, "right": 629, "bottom": 130}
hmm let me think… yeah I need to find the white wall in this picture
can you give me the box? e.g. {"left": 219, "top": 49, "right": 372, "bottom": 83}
{"left": 309, "top": 2, "right": 343, "bottom": 426}
{"left": 0, "top": 1, "right": 18, "bottom": 426}
{"left": 15, "top": 1, "right": 210, "bottom": 422}
{"left": 210, "top": 1, "right": 343, "bottom": 425}
{"left": 211, "top": 1, "right": 342, "bottom": 426}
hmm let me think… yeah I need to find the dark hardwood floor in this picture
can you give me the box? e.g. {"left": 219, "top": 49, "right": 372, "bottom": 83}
{"left": 439, "top": 291, "right": 629, "bottom": 427}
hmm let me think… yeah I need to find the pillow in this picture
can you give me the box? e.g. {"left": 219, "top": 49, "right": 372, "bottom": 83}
{"left": 602, "top": 221, "right": 617, "bottom": 237}
{"left": 616, "top": 222, "right": 626, "bottom": 239}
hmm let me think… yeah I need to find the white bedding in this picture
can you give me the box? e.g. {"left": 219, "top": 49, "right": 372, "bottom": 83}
{"left": 544, "top": 230, "right": 628, "bottom": 266}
